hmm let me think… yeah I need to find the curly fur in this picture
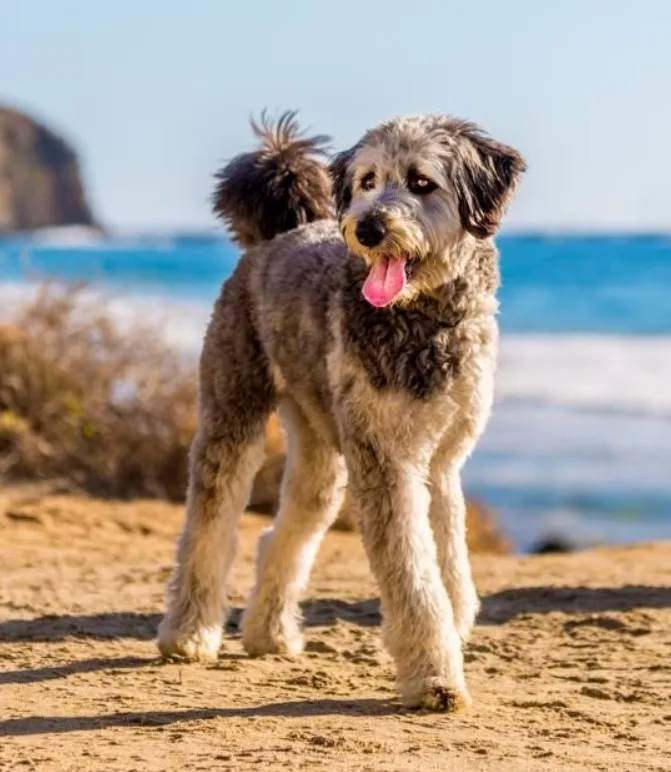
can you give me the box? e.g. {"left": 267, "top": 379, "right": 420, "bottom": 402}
{"left": 159, "top": 111, "right": 525, "bottom": 712}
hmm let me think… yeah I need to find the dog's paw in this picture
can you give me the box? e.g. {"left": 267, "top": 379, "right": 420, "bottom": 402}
{"left": 241, "top": 610, "right": 304, "bottom": 658}
{"left": 400, "top": 677, "right": 471, "bottom": 713}
{"left": 242, "top": 631, "right": 304, "bottom": 658}
{"left": 157, "top": 619, "right": 222, "bottom": 661}
{"left": 455, "top": 596, "right": 481, "bottom": 643}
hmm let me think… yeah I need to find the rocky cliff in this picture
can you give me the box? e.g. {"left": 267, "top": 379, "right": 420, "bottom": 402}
{"left": 0, "top": 106, "right": 97, "bottom": 233}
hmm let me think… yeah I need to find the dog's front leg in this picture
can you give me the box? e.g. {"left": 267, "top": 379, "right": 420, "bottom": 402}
{"left": 345, "top": 439, "right": 470, "bottom": 711}
{"left": 428, "top": 465, "right": 480, "bottom": 642}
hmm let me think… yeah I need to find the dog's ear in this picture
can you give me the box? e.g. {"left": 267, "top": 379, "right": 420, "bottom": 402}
{"left": 453, "top": 127, "right": 526, "bottom": 239}
{"left": 329, "top": 146, "right": 357, "bottom": 216}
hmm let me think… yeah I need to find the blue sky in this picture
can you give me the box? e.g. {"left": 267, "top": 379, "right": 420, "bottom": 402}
{"left": 2, "top": 0, "right": 670, "bottom": 231}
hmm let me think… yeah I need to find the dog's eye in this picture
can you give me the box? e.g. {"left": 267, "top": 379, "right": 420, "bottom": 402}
{"left": 407, "top": 172, "right": 437, "bottom": 195}
{"left": 360, "top": 171, "right": 376, "bottom": 191}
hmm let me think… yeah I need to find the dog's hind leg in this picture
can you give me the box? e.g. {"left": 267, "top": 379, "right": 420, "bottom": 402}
{"left": 158, "top": 298, "right": 275, "bottom": 661}
{"left": 157, "top": 425, "right": 267, "bottom": 660}
{"left": 242, "top": 398, "right": 346, "bottom": 656}
{"left": 157, "top": 417, "right": 269, "bottom": 660}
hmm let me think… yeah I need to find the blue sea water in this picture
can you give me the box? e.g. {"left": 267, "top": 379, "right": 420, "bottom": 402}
{"left": 2, "top": 227, "right": 670, "bottom": 551}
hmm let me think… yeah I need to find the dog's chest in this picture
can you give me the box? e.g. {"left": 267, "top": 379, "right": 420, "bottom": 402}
{"left": 343, "top": 305, "right": 475, "bottom": 401}
{"left": 335, "top": 318, "right": 496, "bottom": 462}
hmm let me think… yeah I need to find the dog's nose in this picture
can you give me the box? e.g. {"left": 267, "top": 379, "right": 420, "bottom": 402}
{"left": 355, "top": 216, "right": 386, "bottom": 248}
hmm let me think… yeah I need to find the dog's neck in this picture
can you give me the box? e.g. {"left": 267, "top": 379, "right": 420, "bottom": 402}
{"left": 412, "top": 236, "right": 500, "bottom": 322}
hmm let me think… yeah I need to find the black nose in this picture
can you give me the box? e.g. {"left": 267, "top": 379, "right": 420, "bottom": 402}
{"left": 355, "top": 215, "right": 386, "bottom": 248}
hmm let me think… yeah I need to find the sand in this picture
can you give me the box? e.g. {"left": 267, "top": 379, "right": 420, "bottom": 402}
{"left": 0, "top": 486, "right": 669, "bottom": 771}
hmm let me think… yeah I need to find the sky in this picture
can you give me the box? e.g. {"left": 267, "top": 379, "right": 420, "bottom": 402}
{"left": 2, "top": 0, "right": 670, "bottom": 232}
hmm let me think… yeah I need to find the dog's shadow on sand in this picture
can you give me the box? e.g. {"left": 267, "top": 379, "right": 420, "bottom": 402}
{"left": 478, "top": 584, "right": 671, "bottom": 624}
{"left": 1, "top": 585, "right": 669, "bottom": 649}
{"left": 0, "top": 699, "right": 400, "bottom": 737}
{"left": 1, "top": 585, "right": 669, "bottom": 736}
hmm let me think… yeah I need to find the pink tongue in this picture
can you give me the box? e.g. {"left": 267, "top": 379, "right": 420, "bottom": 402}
{"left": 362, "top": 256, "right": 407, "bottom": 307}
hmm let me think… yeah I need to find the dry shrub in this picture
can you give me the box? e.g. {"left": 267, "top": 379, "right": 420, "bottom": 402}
{"left": 0, "top": 283, "right": 197, "bottom": 499}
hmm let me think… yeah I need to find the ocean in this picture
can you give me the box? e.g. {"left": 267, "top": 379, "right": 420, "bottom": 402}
{"left": 2, "top": 227, "right": 670, "bottom": 551}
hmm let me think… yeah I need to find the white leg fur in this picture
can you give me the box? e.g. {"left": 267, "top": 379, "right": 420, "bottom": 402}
{"left": 429, "top": 466, "right": 480, "bottom": 642}
{"left": 158, "top": 430, "right": 265, "bottom": 660}
{"left": 350, "top": 459, "right": 470, "bottom": 711}
{"left": 242, "top": 400, "right": 346, "bottom": 656}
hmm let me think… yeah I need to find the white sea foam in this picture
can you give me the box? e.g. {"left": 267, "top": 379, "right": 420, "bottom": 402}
{"left": 28, "top": 225, "right": 105, "bottom": 247}
{"left": 469, "top": 403, "right": 670, "bottom": 494}
{"left": 498, "top": 334, "right": 671, "bottom": 416}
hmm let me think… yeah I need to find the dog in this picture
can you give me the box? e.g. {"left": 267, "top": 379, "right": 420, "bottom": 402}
{"left": 157, "top": 111, "right": 525, "bottom": 711}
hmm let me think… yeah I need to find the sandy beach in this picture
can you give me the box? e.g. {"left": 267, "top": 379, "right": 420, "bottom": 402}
{"left": 0, "top": 485, "right": 669, "bottom": 771}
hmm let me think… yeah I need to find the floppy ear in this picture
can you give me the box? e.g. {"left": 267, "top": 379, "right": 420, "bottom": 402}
{"left": 454, "top": 128, "right": 526, "bottom": 238}
{"left": 329, "top": 146, "right": 358, "bottom": 216}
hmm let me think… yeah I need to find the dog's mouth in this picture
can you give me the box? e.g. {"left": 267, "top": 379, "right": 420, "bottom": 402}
{"left": 362, "top": 254, "right": 411, "bottom": 308}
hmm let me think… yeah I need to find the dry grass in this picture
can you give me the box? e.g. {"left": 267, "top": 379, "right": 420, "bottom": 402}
{"left": 0, "top": 283, "right": 197, "bottom": 499}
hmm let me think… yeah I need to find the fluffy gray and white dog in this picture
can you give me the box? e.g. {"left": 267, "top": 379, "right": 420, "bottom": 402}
{"left": 158, "top": 111, "right": 525, "bottom": 711}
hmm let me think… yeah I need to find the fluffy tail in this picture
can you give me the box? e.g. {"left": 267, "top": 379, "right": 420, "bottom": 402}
{"left": 212, "top": 111, "right": 334, "bottom": 247}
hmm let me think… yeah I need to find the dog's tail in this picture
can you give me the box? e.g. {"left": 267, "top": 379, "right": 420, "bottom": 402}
{"left": 212, "top": 111, "right": 333, "bottom": 247}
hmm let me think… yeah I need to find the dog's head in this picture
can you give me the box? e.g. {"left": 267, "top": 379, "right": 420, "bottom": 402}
{"left": 330, "top": 115, "right": 526, "bottom": 307}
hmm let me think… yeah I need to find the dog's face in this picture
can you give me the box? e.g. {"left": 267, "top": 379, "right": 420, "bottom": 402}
{"left": 330, "top": 115, "right": 525, "bottom": 307}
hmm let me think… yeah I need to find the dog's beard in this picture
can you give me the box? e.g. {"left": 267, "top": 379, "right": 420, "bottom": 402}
{"left": 342, "top": 211, "right": 427, "bottom": 308}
